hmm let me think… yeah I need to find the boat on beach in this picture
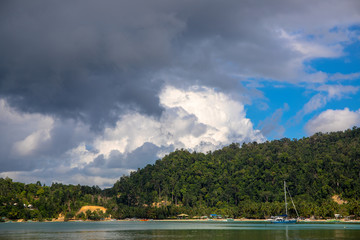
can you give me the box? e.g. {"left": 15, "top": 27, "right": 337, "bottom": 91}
{"left": 271, "top": 181, "right": 299, "bottom": 224}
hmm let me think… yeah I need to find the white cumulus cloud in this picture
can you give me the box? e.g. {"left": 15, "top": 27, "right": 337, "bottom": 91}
{"left": 0, "top": 85, "right": 264, "bottom": 187}
{"left": 294, "top": 84, "right": 359, "bottom": 123}
{"left": 305, "top": 108, "right": 360, "bottom": 135}
{"left": 0, "top": 99, "right": 54, "bottom": 158}
{"left": 90, "top": 85, "right": 265, "bottom": 163}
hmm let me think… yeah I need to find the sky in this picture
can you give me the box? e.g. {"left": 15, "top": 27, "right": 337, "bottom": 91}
{"left": 0, "top": 0, "right": 360, "bottom": 188}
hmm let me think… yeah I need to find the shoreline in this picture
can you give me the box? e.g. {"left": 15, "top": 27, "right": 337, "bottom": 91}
{"left": 4, "top": 218, "right": 360, "bottom": 224}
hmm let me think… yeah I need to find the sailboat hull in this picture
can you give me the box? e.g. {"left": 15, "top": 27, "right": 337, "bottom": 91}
{"left": 271, "top": 219, "right": 297, "bottom": 224}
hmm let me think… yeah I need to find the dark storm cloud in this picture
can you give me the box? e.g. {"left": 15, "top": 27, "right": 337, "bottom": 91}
{"left": 0, "top": 117, "right": 92, "bottom": 172}
{"left": 2, "top": 0, "right": 360, "bottom": 187}
{"left": 0, "top": 0, "right": 314, "bottom": 129}
{"left": 0, "top": 0, "right": 184, "bottom": 128}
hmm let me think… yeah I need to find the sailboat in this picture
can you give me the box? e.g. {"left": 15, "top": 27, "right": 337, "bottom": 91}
{"left": 271, "top": 181, "right": 298, "bottom": 224}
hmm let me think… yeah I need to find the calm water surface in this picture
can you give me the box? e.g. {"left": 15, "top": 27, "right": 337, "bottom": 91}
{"left": 1, "top": 221, "right": 360, "bottom": 239}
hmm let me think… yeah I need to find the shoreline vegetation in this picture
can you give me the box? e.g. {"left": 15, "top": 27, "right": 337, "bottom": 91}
{"left": 4, "top": 217, "right": 360, "bottom": 224}
{"left": 2, "top": 128, "right": 360, "bottom": 223}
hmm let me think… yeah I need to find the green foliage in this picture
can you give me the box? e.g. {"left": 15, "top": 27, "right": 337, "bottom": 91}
{"left": 85, "top": 209, "right": 106, "bottom": 220}
{"left": 76, "top": 212, "right": 86, "bottom": 220}
{"left": 0, "top": 177, "right": 116, "bottom": 220}
{"left": 1, "top": 127, "right": 360, "bottom": 220}
{"left": 110, "top": 127, "right": 360, "bottom": 219}
{"left": 64, "top": 211, "right": 75, "bottom": 221}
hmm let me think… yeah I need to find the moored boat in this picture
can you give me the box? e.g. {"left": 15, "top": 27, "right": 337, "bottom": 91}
{"left": 271, "top": 181, "right": 299, "bottom": 224}
{"left": 271, "top": 215, "right": 297, "bottom": 224}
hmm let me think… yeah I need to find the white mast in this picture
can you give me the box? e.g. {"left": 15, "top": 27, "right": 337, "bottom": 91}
{"left": 284, "top": 181, "right": 288, "bottom": 216}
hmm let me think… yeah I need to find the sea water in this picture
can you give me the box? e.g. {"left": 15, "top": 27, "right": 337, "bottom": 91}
{"left": 1, "top": 221, "right": 360, "bottom": 239}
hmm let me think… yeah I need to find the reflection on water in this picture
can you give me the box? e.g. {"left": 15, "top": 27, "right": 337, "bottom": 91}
{"left": 1, "top": 222, "right": 360, "bottom": 240}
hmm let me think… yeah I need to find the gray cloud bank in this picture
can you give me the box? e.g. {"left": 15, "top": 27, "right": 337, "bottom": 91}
{"left": 2, "top": 0, "right": 359, "bottom": 128}
{"left": 1, "top": 0, "right": 360, "bottom": 187}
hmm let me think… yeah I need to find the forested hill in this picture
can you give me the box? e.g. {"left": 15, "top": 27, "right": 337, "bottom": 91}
{"left": 110, "top": 127, "right": 360, "bottom": 218}
{"left": 2, "top": 127, "right": 360, "bottom": 221}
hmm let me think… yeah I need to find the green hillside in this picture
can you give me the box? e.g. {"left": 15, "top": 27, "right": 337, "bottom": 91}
{"left": 0, "top": 179, "right": 112, "bottom": 221}
{"left": 110, "top": 127, "right": 360, "bottom": 219}
{"left": 1, "top": 127, "right": 360, "bottom": 220}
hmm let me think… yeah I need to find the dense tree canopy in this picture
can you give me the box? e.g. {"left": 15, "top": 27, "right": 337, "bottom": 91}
{"left": 0, "top": 178, "right": 112, "bottom": 221}
{"left": 110, "top": 127, "right": 360, "bottom": 219}
{"left": 1, "top": 127, "right": 360, "bottom": 220}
